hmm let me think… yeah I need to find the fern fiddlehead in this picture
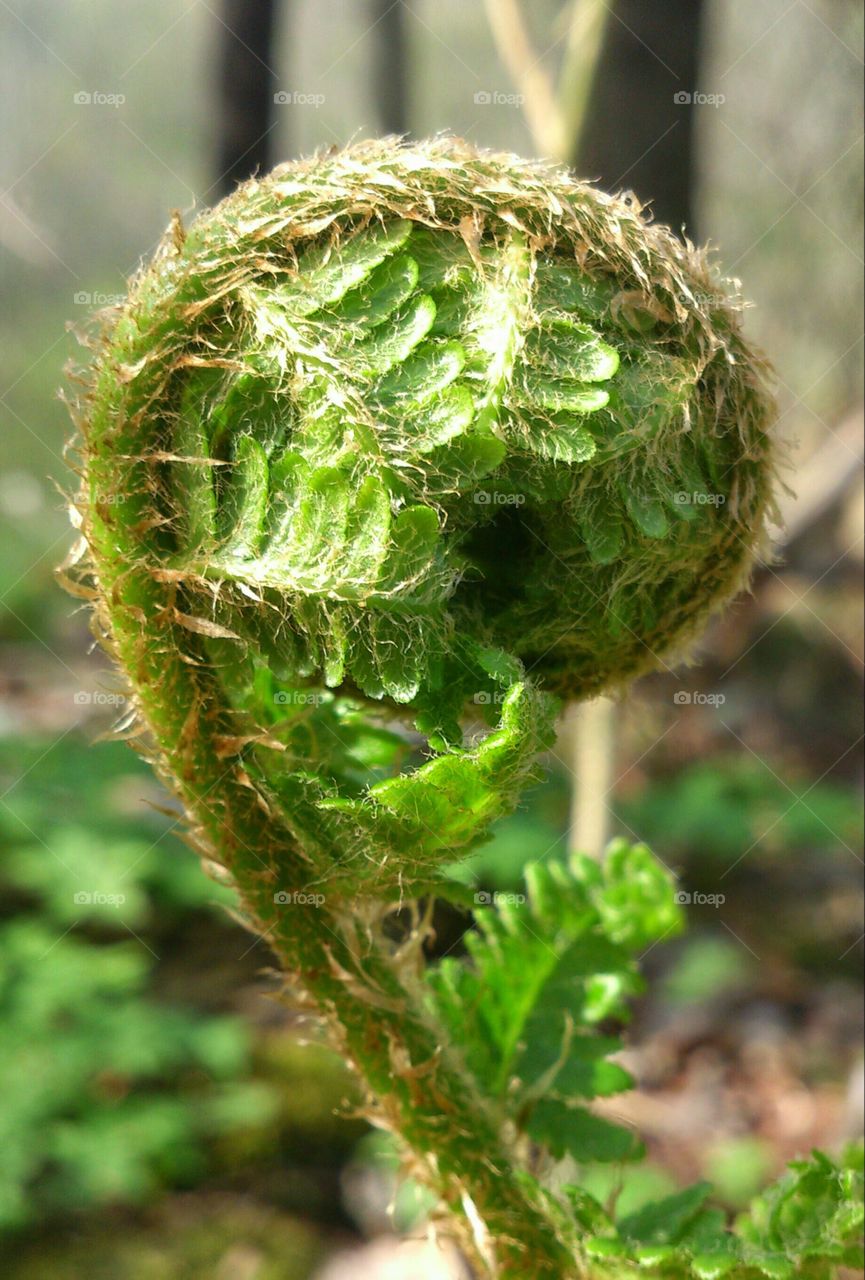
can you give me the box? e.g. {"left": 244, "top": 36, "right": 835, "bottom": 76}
{"left": 67, "top": 140, "right": 862, "bottom": 1278}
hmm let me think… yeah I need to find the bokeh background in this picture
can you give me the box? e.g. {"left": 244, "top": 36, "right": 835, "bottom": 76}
{"left": 0, "top": 2, "right": 862, "bottom": 1277}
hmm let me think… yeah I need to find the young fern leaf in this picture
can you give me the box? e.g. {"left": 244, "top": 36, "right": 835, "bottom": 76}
{"left": 67, "top": 139, "right": 861, "bottom": 1278}
{"left": 579, "top": 1145, "right": 864, "bottom": 1278}
{"left": 427, "top": 843, "right": 680, "bottom": 1167}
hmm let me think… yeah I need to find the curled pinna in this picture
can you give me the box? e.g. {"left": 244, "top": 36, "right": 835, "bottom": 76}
{"left": 78, "top": 138, "right": 775, "bottom": 732}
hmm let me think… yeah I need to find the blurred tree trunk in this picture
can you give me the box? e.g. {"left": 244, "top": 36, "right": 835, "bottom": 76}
{"left": 373, "top": 0, "right": 408, "bottom": 135}
{"left": 572, "top": 0, "right": 706, "bottom": 233}
{"left": 216, "top": 0, "right": 280, "bottom": 196}
{"left": 564, "top": 0, "right": 706, "bottom": 856}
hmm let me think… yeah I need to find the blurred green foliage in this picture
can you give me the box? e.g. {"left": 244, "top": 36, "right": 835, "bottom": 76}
{"left": 452, "top": 754, "right": 862, "bottom": 887}
{"left": 661, "top": 936, "right": 752, "bottom": 1006}
{"left": 617, "top": 758, "right": 864, "bottom": 863}
{"left": 0, "top": 920, "right": 275, "bottom": 1227}
{"left": 706, "top": 1139, "right": 774, "bottom": 1211}
{"left": 576, "top": 1163, "right": 678, "bottom": 1222}
{"left": 0, "top": 736, "right": 276, "bottom": 1232}
{"left": 349, "top": 1132, "right": 439, "bottom": 1233}
{"left": 5, "top": 1198, "right": 324, "bottom": 1280}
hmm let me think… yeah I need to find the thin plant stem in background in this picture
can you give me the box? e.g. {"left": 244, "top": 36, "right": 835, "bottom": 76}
{"left": 483, "top": 0, "right": 616, "bottom": 859}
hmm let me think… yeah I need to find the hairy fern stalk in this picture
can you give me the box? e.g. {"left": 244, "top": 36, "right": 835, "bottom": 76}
{"left": 66, "top": 139, "right": 862, "bottom": 1278}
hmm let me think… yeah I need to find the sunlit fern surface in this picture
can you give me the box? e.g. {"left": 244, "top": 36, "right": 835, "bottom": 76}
{"left": 155, "top": 192, "right": 772, "bottom": 745}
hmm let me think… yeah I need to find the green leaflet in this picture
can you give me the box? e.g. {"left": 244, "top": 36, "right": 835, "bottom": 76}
{"left": 407, "top": 224, "right": 476, "bottom": 293}
{"left": 354, "top": 294, "right": 437, "bottom": 377}
{"left": 321, "top": 606, "right": 349, "bottom": 686}
{"left": 208, "top": 370, "right": 289, "bottom": 458}
{"left": 423, "top": 434, "right": 508, "bottom": 494}
{"left": 528, "top": 1100, "right": 643, "bottom": 1163}
{"left": 284, "top": 218, "right": 413, "bottom": 314}
{"left": 623, "top": 483, "right": 671, "bottom": 540}
{"left": 288, "top": 399, "right": 347, "bottom": 468}
{"left": 400, "top": 385, "right": 475, "bottom": 452}
{"left": 520, "top": 1008, "right": 631, "bottom": 1098}
{"left": 320, "top": 681, "right": 557, "bottom": 862}
{"left": 579, "top": 504, "right": 626, "bottom": 565}
{"left": 618, "top": 1184, "right": 715, "bottom": 1245}
{"left": 333, "top": 251, "right": 420, "bottom": 330}
{"left": 374, "top": 339, "right": 467, "bottom": 404}
{"left": 534, "top": 261, "right": 620, "bottom": 322}
{"left": 592, "top": 353, "right": 694, "bottom": 462}
{"left": 524, "top": 319, "right": 620, "bottom": 382}
{"left": 428, "top": 285, "right": 480, "bottom": 338}
{"left": 340, "top": 474, "right": 392, "bottom": 587}
{"left": 508, "top": 412, "right": 598, "bottom": 464}
{"left": 264, "top": 449, "right": 309, "bottom": 547}
{"left": 373, "top": 752, "right": 500, "bottom": 841}
{"left": 355, "top": 609, "right": 433, "bottom": 702}
{"left": 375, "top": 504, "right": 445, "bottom": 602}
{"left": 273, "top": 465, "right": 350, "bottom": 583}
{"left": 472, "top": 643, "right": 523, "bottom": 687}
{"left": 217, "top": 435, "right": 268, "bottom": 557}
{"left": 426, "top": 847, "right": 681, "bottom": 1159}
{"left": 516, "top": 372, "right": 611, "bottom": 414}
{"left": 470, "top": 230, "right": 534, "bottom": 429}
{"left": 670, "top": 438, "right": 718, "bottom": 522}
{"left": 173, "top": 377, "right": 218, "bottom": 551}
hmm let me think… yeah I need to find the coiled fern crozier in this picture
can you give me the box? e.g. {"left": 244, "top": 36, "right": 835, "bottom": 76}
{"left": 67, "top": 140, "right": 862, "bottom": 1278}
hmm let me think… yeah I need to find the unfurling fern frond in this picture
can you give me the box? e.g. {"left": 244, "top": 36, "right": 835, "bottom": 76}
{"left": 65, "top": 139, "right": 861, "bottom": 1279}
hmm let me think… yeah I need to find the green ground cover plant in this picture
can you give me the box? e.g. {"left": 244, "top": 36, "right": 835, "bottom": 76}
{"left": 0, "top": 739, "right": 274, "bottom": 1230}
